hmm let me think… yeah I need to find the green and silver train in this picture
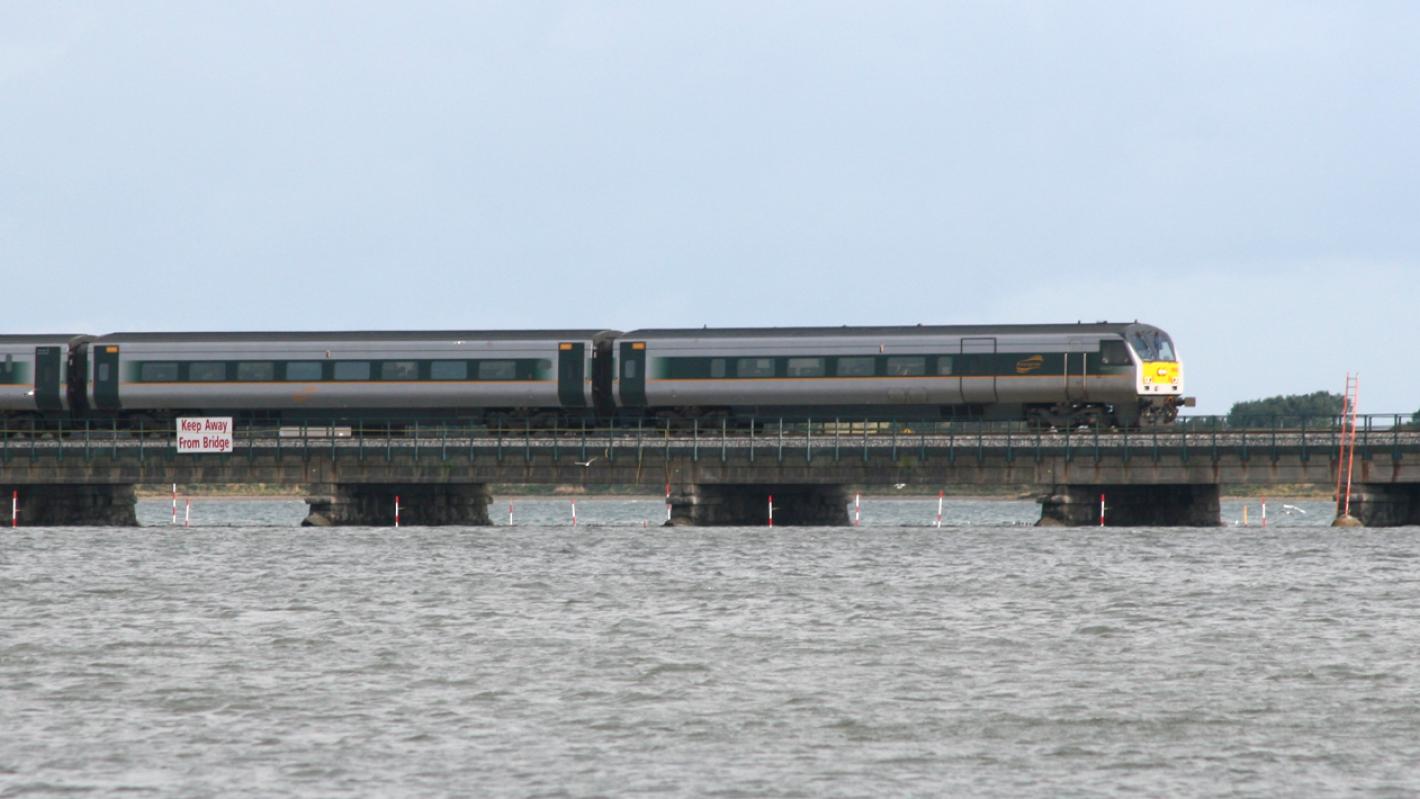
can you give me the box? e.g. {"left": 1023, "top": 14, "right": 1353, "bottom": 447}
{"left": 0, "top": 322, "right": 1189, "bottom": 430}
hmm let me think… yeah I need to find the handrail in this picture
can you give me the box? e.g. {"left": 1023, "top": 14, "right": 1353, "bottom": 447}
{"left": 2, "top": 414, "right": 1418, "bottom": 470}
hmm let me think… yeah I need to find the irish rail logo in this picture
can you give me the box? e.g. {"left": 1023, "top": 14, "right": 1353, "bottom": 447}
{"left": 1015, "top": 355, "right": 1044, "bottom": 374}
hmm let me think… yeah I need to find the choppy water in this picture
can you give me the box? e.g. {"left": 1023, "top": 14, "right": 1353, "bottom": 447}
{"left": 3, "top": 498, "right": 1419, "bottom": 797}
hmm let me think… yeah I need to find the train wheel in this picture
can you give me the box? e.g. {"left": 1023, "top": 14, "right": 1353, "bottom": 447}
{"left": 1139, "top": 402, "right": 1178, "bottom": 429}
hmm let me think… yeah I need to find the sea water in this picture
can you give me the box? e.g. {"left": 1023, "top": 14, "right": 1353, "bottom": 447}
{"left": 3, "top": 498, "right": 1418, "bottom": 797}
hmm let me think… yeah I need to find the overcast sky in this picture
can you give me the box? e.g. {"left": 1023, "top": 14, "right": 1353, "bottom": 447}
{"left": 2, "top": 3, "right": 1417, "bottom": 416}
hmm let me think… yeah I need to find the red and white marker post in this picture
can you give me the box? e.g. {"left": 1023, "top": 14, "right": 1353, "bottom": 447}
{"left": 395, "top": 495, "right": 401, "bottom": 528}
{"left": 935, "top": 490, "right": 945, "bottom": 528}
{"left": 11, "top": 490, "right": 17, "bottom": 528}
{"left": 1261, "top": 497, "right": 1268, "bottom": 528}
{"left": 854, "top": 493, "right": 861, "bottom": 527}
{"left": 172, "top": 483, "right": 178, "bottom": 525}
{"left": 508, "top": 501, "right": 514, "bottom": 526}
{"left": 665, "top": 482, "right": 672, "bottom": 525}
{"left": 1099, "top": 493, "right": 1106, "bottom": 527}
{"left": 768, "top": 494, "right": 774, "bottom": 527}
{"left": 572, "top": 499, "right": 578, "bottom": 526}
{"left": 184, "top": 498, "right": 191, "bottom": 529}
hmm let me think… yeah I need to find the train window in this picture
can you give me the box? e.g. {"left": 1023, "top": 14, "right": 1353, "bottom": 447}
{"left": 710, "top": 359, "right": 726, "bottom": 379}
{"left": 1155, "top": 336, "right": 1176, "bottom": 361}
{"left": 479, "top": 361, "right": 517, "bottom": 380}
{"left": 237, "top": 362, "right": 275, "bottom": 381}
{"left": 2, "top": 354, "right": 11, "bottom": 375}
{"left": 334, "top": 361, "right": 371, "bottom": 380}
{"left": 430, "top": 361, "right": 468, "bottom": 380}
{"left": 737, "top": 358, "right": 775, "bottom": 378}
{"left": 189, "top": 362, "right": 227, "bottom": 382}
{"left": 98, "top": 364, "right": 111, "bottom": 382}
{"left": 886, "top": 356, "right": 925, "bottom": 376}
{"left": 837, "top": 357, "right": 875, "bottom": 377}
{"left": 787, "top": 357, "right": 825, "bottom": 377}
{"left": 1100, "top": 340, "right": 1130, "bottom": 366}
{"left": 1130, "top": 332, "right": 1156, "bottom": 360}
{"left": 381, "top": 361, "right": 418, "bottom": 380}
{"left": 285, "top": 362, "right": 322, "bottom": 381}
{"left": 623, "top": 360, "right": 637, "bottom": 379}
{"left": 936, "top": 356, "right": 954, "bottom": 376}
{"left": 140, "top": 362, "right": 178, "bottom": 382}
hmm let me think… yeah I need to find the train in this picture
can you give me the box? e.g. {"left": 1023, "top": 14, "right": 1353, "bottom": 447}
{"left": 0, "top": 322, "right": 1190, "bottom": 431}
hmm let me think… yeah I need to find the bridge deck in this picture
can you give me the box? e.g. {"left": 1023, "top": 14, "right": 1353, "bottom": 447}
{"left": 2, "top": 417, "right": 1416, "bottom": 487}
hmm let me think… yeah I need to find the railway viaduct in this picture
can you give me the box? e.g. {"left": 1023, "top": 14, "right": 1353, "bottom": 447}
{"left": 2, "top": 419, "right": 1419, "bottom": 527}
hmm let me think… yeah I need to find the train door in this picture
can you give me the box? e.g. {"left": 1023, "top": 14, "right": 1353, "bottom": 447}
{"left": 93, "top": 345, "right": 121, "bottom": 411}
{"left": 960, "top": 337, "right": 997, "bottom": 404}
{"left": 33, "top": 346, "right": 63, "bottom": 411}
{"left": 558, "top": 342, "right": 587, "bottom": 408}
{"left": 936, "top": 341, "right": 964, "bottom": 406}
{"left": 1065, "top": 337, "right": 1090, "bottom": 402}
{"left": 618, "top": 341, "right": 647, "bottom": 408}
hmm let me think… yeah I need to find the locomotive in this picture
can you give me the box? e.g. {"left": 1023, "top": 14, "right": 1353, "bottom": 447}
{"left": 0, "top": 322, "right": 1189, "bottom": 430}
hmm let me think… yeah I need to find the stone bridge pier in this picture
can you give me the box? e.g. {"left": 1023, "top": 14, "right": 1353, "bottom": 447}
{"left": 1038, "top": 484, "right": 1222, "bottom": 527}
{"left": 1346, "top": 484, "right": 1420, "bottom": 526}
{"left": 3, "top": 484, "right": 139, "bottom": 526}
{"left": 302, "top": 483, "right": 493, "bottom": 526}
{"left": 668, "top": 484, "right": 850, "bottom": 527}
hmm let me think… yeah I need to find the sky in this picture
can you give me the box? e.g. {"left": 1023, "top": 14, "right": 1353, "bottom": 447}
{"left": 2, "top": 3, "right": 1417, "bottom": 416}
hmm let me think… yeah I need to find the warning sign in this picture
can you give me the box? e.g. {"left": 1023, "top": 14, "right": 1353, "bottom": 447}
{"left": 176, "top": 417, "right": 234, "bottom": 453}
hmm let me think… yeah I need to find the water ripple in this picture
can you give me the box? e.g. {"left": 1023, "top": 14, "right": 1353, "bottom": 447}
{"left": 2, "top": 498, "right": 1419, "bottom": 796}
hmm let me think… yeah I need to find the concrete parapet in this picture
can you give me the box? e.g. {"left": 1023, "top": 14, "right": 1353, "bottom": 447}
{"left": 668, "top": 484, "right": 850, "bottom": 526}
{"left": 303, "top": 483, "right": 492, "bottom": 526}
{"left": 1038, "top": 484, "right": 1221, "bottom": 527}
{"left": 3, "top": 484, "right": 139, "bottom": 526}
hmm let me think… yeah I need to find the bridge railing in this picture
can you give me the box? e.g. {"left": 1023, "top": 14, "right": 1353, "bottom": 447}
{"left": 2, "top": 414, "right": 1416, "bottom": 467}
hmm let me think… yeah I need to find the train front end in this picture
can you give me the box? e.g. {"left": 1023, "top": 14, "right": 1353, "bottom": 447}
{"left": 1124, "top": 323, "right": 1190, "bottom": 425}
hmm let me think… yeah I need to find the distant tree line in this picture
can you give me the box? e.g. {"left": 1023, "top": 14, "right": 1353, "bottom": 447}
{"left": 1227, "top": 392, "right": 1420, "bottom": 428}
{"left": 1226, "top": 391, "right": 1344, "bottom": 427}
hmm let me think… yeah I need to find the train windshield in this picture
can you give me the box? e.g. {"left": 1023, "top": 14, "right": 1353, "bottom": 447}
{"left": 1128, "top": 328, "right": 1176, "bottom": 362}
